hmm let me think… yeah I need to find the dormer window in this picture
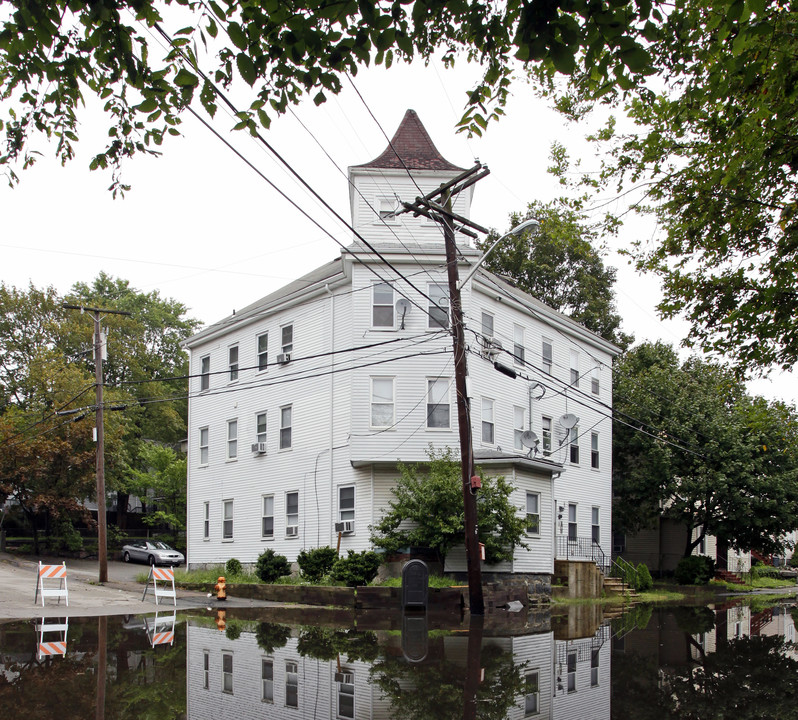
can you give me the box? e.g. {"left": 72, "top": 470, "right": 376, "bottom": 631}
{"left": 376, "top": 197, "right": 399, "bottom": 224}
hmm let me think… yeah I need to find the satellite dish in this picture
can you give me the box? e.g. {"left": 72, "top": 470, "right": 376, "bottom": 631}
{"left": 520, "top": 431, "right": 539, "bottom": 449}
{"left": 396, "top": 299, "right": 411, "bottom": 329}
{"left": 558, "top": 413, "right": 579, "bottom": 429}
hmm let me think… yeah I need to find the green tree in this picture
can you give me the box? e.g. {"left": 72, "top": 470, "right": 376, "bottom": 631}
{"left": 613, "top": 342, "right": 798, "bottom": 556}
{"left": 370, "top": 448, "right": 528, "bottom": 565}
{"left": 478, "top": 200, "right": 632, "bottom": 348}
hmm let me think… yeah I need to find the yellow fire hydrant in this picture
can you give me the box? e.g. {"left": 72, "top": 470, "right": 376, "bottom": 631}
{"left": 215, "top": 609, "right": 226, "bottom": 632}
{"left": 214, "top": 576, "right": 227, "bottom": 601}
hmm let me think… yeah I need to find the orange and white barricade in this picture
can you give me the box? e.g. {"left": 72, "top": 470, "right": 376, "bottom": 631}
{"left": 141, "top": 566, "right": 176, "bottom": 606}
{"left": 145, "top": 611, "right": 177, "bottom": 647}
{"left": 34, "top": 562, "right": 69, "bottom": 606}
{"left": 36, "top": 617, "right": 68, "bottom": 659}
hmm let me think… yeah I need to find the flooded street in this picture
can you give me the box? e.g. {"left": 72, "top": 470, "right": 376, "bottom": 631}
{"left": 1, "top": 598, "right": 796, "bottom": 719}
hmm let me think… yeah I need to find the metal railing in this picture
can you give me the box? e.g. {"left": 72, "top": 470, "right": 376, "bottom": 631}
{"left": 555, "top": 535, "right": 609, "bottom": 574}
{"left": 610, "top": 556, "right": 637, "bottom": 593}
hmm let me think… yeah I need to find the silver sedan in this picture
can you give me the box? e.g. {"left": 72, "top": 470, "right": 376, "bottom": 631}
{"left": 121, "top": 540, "right": 184, "bottom": 566}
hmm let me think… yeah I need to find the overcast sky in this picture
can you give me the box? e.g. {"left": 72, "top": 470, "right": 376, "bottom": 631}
{"left": 1, "top": 56, "right": 793, "bottom": 405}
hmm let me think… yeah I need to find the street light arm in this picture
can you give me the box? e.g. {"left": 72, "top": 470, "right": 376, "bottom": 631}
{"left": 457, "top": 218, "right": 540, "bottom": 290}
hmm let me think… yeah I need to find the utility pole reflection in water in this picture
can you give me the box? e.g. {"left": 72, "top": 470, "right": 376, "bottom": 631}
{"left": 464, "top": 614, "right": 484, "bottom": 720}
{"left": 96, "top": 615, "right": 107, "bottom": 720}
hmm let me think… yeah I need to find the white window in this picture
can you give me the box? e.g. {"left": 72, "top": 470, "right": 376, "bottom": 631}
{"left": 591, "top": 366, "right": 600, "bottom": 395}
{"left": 199, "top": 427, "right": 209, "bottom": 465}
{"left": 222, "top": 652, "right": 233, "bottom": 694}
{"left": 203, "top": 501, "right": 210, "bottom": 540}
{"left": 337, "top": 669, "right": 355, "bottom": 719}
{"left": 228, "top": 344, "right": 239, "bottom": 381}
{"left": 513, "top": 406, "right": 525, "bottom": 451}
{"left": 592, "top": 506, "right": 600, "bottom": 544}
{"left": 372, "top": 283, "right": 394, "bottom": 328}
{"left": 428, "top": 283, "right": 449, "bottom": 329}
{"left": 256, "top": 412, "right": 267, "bottom": 444}
{"left": 542, "top": 417, "right": 552, "bottom": 455}
{"left": 568, "top": 503, "right": 577, "bottom": 541}
{"left": 257, "top": 332, "right": 268, "bottom": 371}
{"left": 591, "top": 432, "right": 599, "bottom": 469}
{"left": 377, "top": 196, "right": 398, "bottom": 222}
{"left": 200, "top": 355, "right": 210, "bottom": 391}
{"left": 591, "top": 649, "right": 599, "bottom": 687}
{"left": 426, "top": 378, "right": 450, "bottom": 428}
{"left": 286, "top": 492, "right": 299, "bottom": 536}
{"left": 280, "top": 405, "right": 292, "bottom": 449}
{"left": 281, "top": 324, "right": 293, "bottom": 355}
{"left": 227, "top": 419, "right": 238, "bottom": 460}
{"left": 262, "top": 659, "right": 274, "bottom": 702}
{"left": 542, "top": 339, "right": 552, "bottom": 374}
{"left": 481, "top": 311, "right": 494, "bottom": 338}
{"left": 222, "top": 499, "right": 233, "bottom": 540}
{"left": 513, "top": 324, "right": 525, "bottom": 367}
{"left": 262, "top": 495, "right": 274, "bottom": 538}
{"left": 285, "top": 661, "right": 298, "bottom": 708}
{"left": 524, "top": 671, "right": 539, "bottom": 716}
{"left": 569, "top": 426, "right": 580, "bottom": 464}
{"left": 570, "top": 349, "right": 580, "bottom": 386}
{"left": 339, "top": 486, "right": 355, "bottom": 523}
{"left": 203, "top": 650, "right": 209, "bottom": 689}
{"left": 370, "top": 377, "right": 394, "bottom": 428}
{"left": 481, "top": 397, "right": 495, "bottom": 444}
{"left": 567, "top": 651, "right": 577, "bottom": 692}
{"left": 526, "top": 493, "right": 540, "bottom": 535}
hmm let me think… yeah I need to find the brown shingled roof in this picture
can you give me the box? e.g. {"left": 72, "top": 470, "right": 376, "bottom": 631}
{"left": 353, "top": 109, "right": 465, "bottom": 172}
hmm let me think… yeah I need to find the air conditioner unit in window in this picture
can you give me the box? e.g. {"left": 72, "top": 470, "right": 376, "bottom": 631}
{"left": 276, "top": 353, "right": 291, "bottom": 365}
{"left": 334, "top": 672, "right": 354, "bottom": 684}
{"left": 286, "top": 525, "right": 299, "bottom": 537}
{"left": 251, "top": 442, "right": 268, "bottom": 454}
{"left": 334, "top": 521, "right": 355, "bottom": 534}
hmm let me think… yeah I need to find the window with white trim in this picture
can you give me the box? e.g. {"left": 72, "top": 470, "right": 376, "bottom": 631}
{"left": 526, "top": 493, "right": 540, "bottom": 535}
{"left": 199, "top": 427, "right": 209, "bottom": 465}
{"left": 222, "top": 652, "right": 233, "bottom": 694}
{"left": 257, "top": 332, "right": 268, "bottom": 371}
{"left": 285, "top": 661, "right": 298, "bottom": 708}
{"left": 337, "top": 668, "right": 355, "bottom": 719}
{"left": 481, "top": 311, "right": 494, "bottom": 338}
{"left": 372, "top": 283, "right": 394, "bottom": 328}
{"left": 542, "top": 339, "right": 553, "bottom": 374}
{"left": 524, "top": 671, "right": 540, "bottom": 716}
{"left": 256, "top": 412, "right": 267, "bottom": 445}
{"left": 568, "top": 503, "right": 577, "bottom": 541}
{"left": 569, "top": 426, "right": 580, "bottom": 464}
{"left": 481, "top": 397, "right": 495, "bottom": 444}
{"left": 570, "top": 349, "right": 580, "bottom": 386}
{"left": 286, "top": 492, "right": 299, "bottom": 536}
{"left": 591, "top": 432, "right": 599, "bottom": 469}
{"left": 542, "top": 416, "right": 552, "bottom": 455}
{"left": 222, "top": 499, "right": 233, "bottom": 540}
{"left": 227, "top": 419, "right": 238, "bottom": 460}
{"left": 513, "top": 406, "right": 525, "bottom": 451}
{"left": 592, "top": 506, "right": 600, "bottom": 544}
{"left": 228, "top": 344, "right": 239, "bottom": 381}
{"left": 513, "top": 324, "right": 525, "bottom": 367}
{"left": 203, "top": 501, "right": 210, "bottom": 539}
{"left": 200, "top": 355, "right": 210, "bottom": 391}
{"left": 262, "top": 659, "right": 274, "bottom": 703}
{"left": 262, "top": 495, "right": 274, "bottom": 539}
{"left": 203, "top": 650, "right": 209, "bottom": 689}
{"left": 591, "top": 366, "right": 600, "bottom": 395}
{"left": 428, "top": 284, "right": 449, "bottom": 329}
{"left": 567, "top": 651, "right": 577, "bottom": 692}
{"left": 281, "top": 324, "right": 293, "bottom": 355}
{"left": 279, "top": 405, "right": 292, "bottom": 449}
{"left": 339, "top": 486, "right": 355, "bottom": 523}
{"left": 370, "top": 377, "right": 394, "bottom": 428}
{"left": 426, "top": 378, "right": 450, "bottom": 428}
{"left": 377, "top": 196, "right": 398, "bottom": 222}
{"left": 591, "top": 649, "right": 600, "bottom": 687}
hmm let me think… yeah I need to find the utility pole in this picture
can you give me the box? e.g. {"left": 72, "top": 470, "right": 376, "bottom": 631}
{"left": 399, "top": 163, "right": 491, "bottom": 615}
{"left": 63, "top": 304, "right": 131, "bottom": 583}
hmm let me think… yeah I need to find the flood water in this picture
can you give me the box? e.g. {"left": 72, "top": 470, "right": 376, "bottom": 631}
{"left": 1, "top": 598, "right": 796, "bottom": 719}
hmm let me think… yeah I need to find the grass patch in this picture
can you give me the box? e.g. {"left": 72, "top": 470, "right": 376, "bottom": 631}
{"left": 376, "top": 574, "right": 459, "bottom": 589}
{"left": 134, "top": 565, "right": 265, "bottom": 585}
{"left": 710, "top": 576, "right": 796, "bottom": 592}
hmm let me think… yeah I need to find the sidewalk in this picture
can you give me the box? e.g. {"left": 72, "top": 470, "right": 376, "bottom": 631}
{"left": 0, "top": 552, "right": 268, "bottom": 620}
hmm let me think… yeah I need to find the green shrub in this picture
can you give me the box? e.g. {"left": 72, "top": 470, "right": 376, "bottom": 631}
{"left": 751, "top": 563, "right": 780, "bottom": 579}
{"left": 255, "top": 622, "right": 291, "bottom": 653}
{"left": 225, "top": 621, "right": 242, "bottom": 641}
{"left": 675, "top": 555, "right": 715, "bottom": 585}
{"left": 255, "top": 549, "right": 291, "bottom": 583}
{"left": 635, "top": 563, "right": 653, "bottom": 592}
{"left": 789, "top": 554, "right": 798, "bottom": 568}
{"left": 55, "top": 519, "right": 83, "bottom": 553}
{"left": 225, "top": 558, "right": 242, "bottom": 576}
{"left": 330, "top": 550, "right": 381, "bottom": 587}
{"left": 297, "top": 546, "right": 338, "bottom": 582}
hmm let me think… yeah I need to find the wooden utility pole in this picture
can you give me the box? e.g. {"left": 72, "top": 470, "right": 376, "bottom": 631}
{"left": 63, "top": 304, "right": 131, "bottom": 583}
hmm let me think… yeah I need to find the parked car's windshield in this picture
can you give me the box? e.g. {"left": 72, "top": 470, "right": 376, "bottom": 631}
{"left": 153, "top": 542, "right": 174, "bottom": 550}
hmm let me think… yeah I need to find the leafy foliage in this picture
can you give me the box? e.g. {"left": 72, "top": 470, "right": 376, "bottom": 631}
{"left": 296, "top": 546, "right": 338, "bottom": 582}
{"left": 255, "top": 622, "right": 291, "bottom": 653}
{"left": 255, "top": 548, "right": 291, "bottom": 583}
{"left": 479, "top": 200, "right": 632, "bottom": 348}
{"left": 370, "top": 448, "right": 528, "bottom": 565}
{"left": 675, "top": 555, "right": 715, "bottom": 586}
{"left": 330, "top": 550, "right": 381, "bottom": 587}
{"left": 635, "top": 562, "right": 653, "bottom": 592}
{"left": 225, "top": 557, "right": 242, "bottom": 576}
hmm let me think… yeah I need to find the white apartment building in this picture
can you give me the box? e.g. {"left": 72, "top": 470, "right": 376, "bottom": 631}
{"left": 183, "top": 109, "right": 619, "bottom": 583}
